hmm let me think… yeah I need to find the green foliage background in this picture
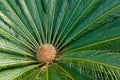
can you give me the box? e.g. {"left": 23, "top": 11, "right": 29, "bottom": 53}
{"left": 0, "top": 0, "right": 120, "bottom": 80}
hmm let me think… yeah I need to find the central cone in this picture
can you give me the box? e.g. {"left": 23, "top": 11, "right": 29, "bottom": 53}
{"left": 36, "top": 44, "right": 56, "bottom": 64}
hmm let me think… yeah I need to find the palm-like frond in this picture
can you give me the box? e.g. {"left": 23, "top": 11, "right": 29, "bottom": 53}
{"left": 58, "top": 50, "right": 120, "bottom": 79}
{"left": 63, "top": 17, "right": 120, "bottom": 53}
{"left": 0, "top": 0, "right": 120, "bottom": 80}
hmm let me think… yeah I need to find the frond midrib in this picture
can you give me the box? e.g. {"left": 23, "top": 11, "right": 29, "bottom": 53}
{"left": 58, "top": 57, "right": 120, "bottom": 70}
{"left": 54, "top": 63, "right": 75, "bottom": 80}
{"left": 65, "top": 36, "right": 120, "bottom": 52}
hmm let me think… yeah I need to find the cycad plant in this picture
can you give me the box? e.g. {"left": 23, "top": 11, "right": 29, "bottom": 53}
{"left": 0, "top": 0, "right": 120, "bottom": 80}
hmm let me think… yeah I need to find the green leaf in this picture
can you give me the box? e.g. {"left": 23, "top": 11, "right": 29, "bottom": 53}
{"left": 56, "top": 0, "right": 96, "bottom": 48}
{"left": 58, "top": 0, "right": 120, "bottom": 49}
{"left": 48, "top": 0, "right": 56, "bottom": 43}
{"left": 48, "top": 64, "right": 62, "bottom": 80}
{"left": 0, "top": 0, "right": 120, "bottom": 80}
{"left": 54, "top": 0, "right": 81, "bottom": 46}
{"left": 26, "top": 0, "right": 46, "bottom": 44}
{"left": 0, "top": 0, "right": 39, "bottom": 48}
{"left": 23, "top": 68, "right": 40, "bottom": 80}
{"left": 33, "top": 68, "right": 43, "bottom": 80}
{"left": 38, "top": 66, "right": 47, "bottom": 80}
{"left": 0, "top": 28, "right": 35, "bottom": 51}
{"left": 0, "top": 35, "right": 30, "bottom": 52}
{"left": 58, "top": 50, "right": 120, "bottom": 80}
{"left": 0, "top": 37, "right": 34, "bottom": 57}
{"left": 63, "top": 17, "right": 120, "bottom": 52}
{"left": 54, "top": 63, "right": 75, "bottom": 80}
{"left": 56, "top": 62, "right": 96, "bottom": 80}
{"left": 17, "top": 0, "right": 42, "bottom": 44}
{"left": 0, "top": 65, "right": 39, "bottom": 80}
{"left": 0, "top": 52, "right": 37, "bottom": 70}
{"left": 52, "top": 0, "right": 70, "bottom": 44}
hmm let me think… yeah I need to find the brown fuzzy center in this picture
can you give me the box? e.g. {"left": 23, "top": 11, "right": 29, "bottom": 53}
{"left": 36, "top": 44, "right": 56, "bottom": 64}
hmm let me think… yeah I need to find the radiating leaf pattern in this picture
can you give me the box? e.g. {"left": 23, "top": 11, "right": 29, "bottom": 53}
{"left": 0, "top": 0, "right": 120, "bottom": 80}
